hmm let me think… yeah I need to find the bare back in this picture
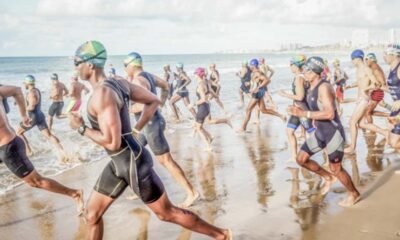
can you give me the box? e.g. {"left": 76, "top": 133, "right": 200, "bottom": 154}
{"left": 356, "top": 64, "right": 373, "bottom": 97}
{"left": 0, "top": 99, "right": 15, "bottom": 145}
{"left": 50, "top": 82, "right": 68, "bottom": 102}
{"left": 70, "top": 81, "right": 87, "bottom": 101}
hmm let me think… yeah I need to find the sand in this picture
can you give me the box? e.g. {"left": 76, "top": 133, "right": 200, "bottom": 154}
{"left": 1, "top": 99, "right": 400, "bottom": 240}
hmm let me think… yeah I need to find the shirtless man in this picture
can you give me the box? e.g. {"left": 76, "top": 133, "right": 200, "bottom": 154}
{"left": 332, "top": 59, "right": 348, "bottom": 113}
{"left": 240, "top": 59, "right": 286, "bottom": 132}
{"left": 344, "top": 50, "right": 380, "bottom": 154}
{"left": 70, "top": 40, "right": 231, "bottom": 240}
{"left": 0, "top": 84, "right": 83, "bottom": 213}
{"left": 124, "top": 52, "right": 199, "bottom": 207}
{"left": 288, "top": 56, "right": 360, "bottom": 207}
{"left": 48, "top": 73, "right": 69, "bottom": 131}
{"left": 16, "top": 75, "right": 66, "bottom": 158}
{"left": 259, "top": 57, "right": 276, "bottom": 109}
{"left": 62, "top": 73, "right": 89, "bottom": 115}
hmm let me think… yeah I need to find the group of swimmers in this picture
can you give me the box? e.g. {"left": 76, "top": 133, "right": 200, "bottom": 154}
{"left": 1, "top": 39, "right": 400, "bottom": 239}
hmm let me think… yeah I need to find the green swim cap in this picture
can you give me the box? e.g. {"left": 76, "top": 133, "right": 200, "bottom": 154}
{"left": 75, "top": 40, "right": 107, "bottom": 68}
{"left": 24, "top": 75, "right": 35, "bottom": 84}
{"left": 124, "top": 52, "right": 142, "bottom": 67}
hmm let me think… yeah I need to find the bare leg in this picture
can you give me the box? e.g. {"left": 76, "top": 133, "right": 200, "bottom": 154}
{"left": 48, "top": 115, "right": 54, "bottom": 132}
{"left": 16, "top": 127, "right": 33, "bottom": 156}
{"left": 296, "top": 151, "right": 336, "bottom": 195}
{"left": 344, "top": 100, "right": 369, "bottom": 154}
{"left": 23, "top": 170, "right": 84, "bottom": 214}
{"left": 241, "top": 99, "right": 258, "bottom": 131}
{"left": 213, "top": 97, "right": 226, "bottom": 112}
{"left": 85, "top": 191, "right": 115, "bottom": 240}
{"left": 239, "top": 89, "right": 244, "bottom": 107}
{"left": 258, "top": 100, "right": 286, "bottom": 121}
{"left": 195, "top": 123, "right": 212, "bottom": 149}
{"left": 169, "top": 95, "right": 181, "bottom": 120}
{"left": 147, "top": 193, "right": 231, "bottom": 240}
{"left": 155, "top": 153, "right": 199, "bottom": 207}
{"left": 183, "top": 97, "right": 197, "bottom": 118}
{"left": 41, "top": 129, "right": 64, "bottom": 151}
{"left": 286, "top": 128, "right": 297, "bottom": 162}
{"left": 206, "top": 114, "right": 232, "bottom": 128}
{"left": 264, "top": 92, "right": 276, "bottom": 109}
{"left": 329, "top": 162, "right": 361, "bottom": 207}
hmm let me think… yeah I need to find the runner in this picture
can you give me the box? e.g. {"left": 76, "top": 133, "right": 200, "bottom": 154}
{"left": 259, "top": 57, "right": 276, "bottom": 109}
{"left": 240, "top": 59, "right": 286, "bottom": 132}
{"left": 237, "top": 61, "right": 251, "bottom": 107}
{"left": 124, "top": 52, "right": 199, "bottom": 207}
{"left": 61, "top": 72, "right": 89, "bottom": 116}
{"left": 70, "top": 41, "right": 232, "bottom": 240}
{"left": 343, "top": 49, "right": 380, "bottom": 154}
{"left": 279, "top": 55, "right": 314, "bottom": 162}
{"left": 0, "top": 84, "right": 83, "bottom": 214}
{"left": 191, "top": 67, "right": 232, "bottom": 150}
{"left": 169, "top": 62, "right": 197, "bottom": 121}
{"left": 207, "top": 64, "right": 226, "bottom": 113}
{"left": 163, "top": 64, "right": 175, "bottom": 99}
{"left": 288, "top": 56, "right": 360, "bottom": 207}
{"left": 16, "top": 75, "right": 66, "bottom": 158}
{"left": 48, "top": 73, "right": 69, "bottom": 131}
{"left": 332, "top": 59, "right": 348, "bottom": 113}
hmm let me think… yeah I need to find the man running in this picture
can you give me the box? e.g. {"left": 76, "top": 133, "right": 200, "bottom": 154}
{"left": 169, "top": 62, "right": 197, "bottom": 120}
{"left": 259, "top": 57, "right": 276, "bottom": 108}
{"left": 70, "top": 41, "right": 231, "bottom": 240}
{"left": 343, "top": 49, "right": 379, "bottom": 154}
{"left": 332, "top": 59, "right": 348, "bottom": 113}
{"left": 163, "top": 64, "right": 175, "bottom": 99}
{"left": 237, "top": 61, "right": 251, "bottom": 107}
{"left": 48, "top": 73, "right": 69, "bottom": 131}
{"left": 0, "top": 84, "right": 83, "bottom": 213}
{"left": 279, "top": 55, "right": 314, "bottom": 162}
{"left": 240, "top": 59, "right": 286, "bottom": 132}
{"left": 16, "top": 75, "right": 66, "bottom": 158}
{"left": 288, "top": 56, "right": 360, "bottom": 207}
{"left": 124, "top": 52, "right": 199, "bottom": 207}
{"left": 62, "top": 72, "right": 89, "bottom": 115}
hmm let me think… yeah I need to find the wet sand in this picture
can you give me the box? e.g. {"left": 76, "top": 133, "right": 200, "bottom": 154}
{"left": 1, "top": 98, "right": 400, "bottom": 239}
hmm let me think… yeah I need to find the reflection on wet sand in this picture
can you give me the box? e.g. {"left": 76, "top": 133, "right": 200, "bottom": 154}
{"left": 242, "top": 126, "right": 275, "bottom": 209}
{"left": 30, "top": 200, "right": 54, "bottom": 240}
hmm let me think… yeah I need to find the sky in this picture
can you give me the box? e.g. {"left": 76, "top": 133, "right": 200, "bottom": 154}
{"left": 0, "top": 0, "right": 399, "bottom": 56}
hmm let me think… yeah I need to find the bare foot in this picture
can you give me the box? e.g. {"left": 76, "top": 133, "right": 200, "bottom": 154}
{"left": 344, "top": 146, "right": 356, "bottom": 155}
{"left": 320, "top": 176, "right": 337, "bottom": 195}
{"left": 179, "top": 191, "right": 200, "bottom": 208}
{"left": 219, "top": 229, "right": 232, "bottom": 240}
{"left": 73, "top": 189, "right": 84, "bottom": 216}
{"left": 226, "top": 119, "right": 233, "bottom": 129}
{"left": 338, "top": 193, "right": 361, "bottom": 207}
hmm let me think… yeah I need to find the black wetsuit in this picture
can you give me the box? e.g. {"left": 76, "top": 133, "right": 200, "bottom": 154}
{"left": 175, "top": 72, "right": 189, "bottom": 98}
{"left": 196, "top": 82, "right": 210, "bottom": 124}
{"left": 133, "top": 71, "right": 170, "bottom": 155}
{"left": 387, "top": 62, "right": 400, "bottom": 134}
{"left": 240, "top": 67, "right": 251, "bottom": 94}
{"left": 287, "top": 75, "right": 314, "bottom": 132}
{"left": 0, "top": 95, "right": 34, "bottom": 177}
{"left": 209, "top": 71, "right": 219, "bottom": 93}
{"left": 20, "top": 88, "right": 48, "bottom": 131}
{"left": 300, "top": 80, "right": 345, "bottom": 163}
{"left": 88, "top": 79, "right": 164, "bottom": 202}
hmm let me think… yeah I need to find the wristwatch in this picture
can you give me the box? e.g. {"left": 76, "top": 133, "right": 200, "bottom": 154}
{"left": 78, "top": 124, "right": 87, "bottom": 136}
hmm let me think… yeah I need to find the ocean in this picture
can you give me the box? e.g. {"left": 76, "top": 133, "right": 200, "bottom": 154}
{"left": 0, "top": 51, "right": 389, "bottom": 194}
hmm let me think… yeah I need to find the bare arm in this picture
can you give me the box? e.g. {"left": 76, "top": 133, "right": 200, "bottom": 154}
{"left": 308, "top": 84, "right": 335, "bottom": 120}
{"left": 280, "top": 76, "right": 305, "bottom": 101}
{"left": 176, "top": 73, "right": 192, "bottom": 91}
{"left": 268, "top": 66, "right": 274, "bottom": 78}
{"left": 27, "top": 89, "right": 39, "bottom": 112}
{"left": 0, "top": 85, "right": 27, "bottom": 118}
{"left": 153, "top": 74, "right": 169, "bottom": 106}
{"left": 63, "top": 83, "right": 69, "bottom": 96}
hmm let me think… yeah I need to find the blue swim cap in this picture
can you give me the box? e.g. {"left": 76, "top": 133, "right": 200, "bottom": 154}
{"left": 249, "top": 59, "right": 259, "bottom": 67}
{"left": 351, "top": 49, "right": 364, "bottom": 60}
{"left": 176, "top": 62, "right": 184, "bottom": 69}
{"left": 304, "top": 56, "right": 324, "bottom": 74}
{"left": 124, "top": 52, "right": 142, "bottom": 67}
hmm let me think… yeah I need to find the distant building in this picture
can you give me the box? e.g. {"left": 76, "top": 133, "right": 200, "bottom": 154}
{"left": 389, "top": 28, "right": 397, "bottom": 43}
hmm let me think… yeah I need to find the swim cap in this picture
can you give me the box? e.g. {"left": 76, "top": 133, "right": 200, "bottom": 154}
{"left": 304, "top": 56, "right": 325, "bottom": 74}
{"left": 290, "top": 54, "right": 306, "bottom": 68}
{"left": 194, "top": 67, "right": 206, "bottom": 78}
{"left": 366, "top": 53, "right": 377, "bottom": 62}
{"left": 351, "top": 49, "right": 364, "bottom": 60}
{"left": 75, "top": 40, "right": 107, "bottom": 68}
{"left": 385, "top": 44, "right": 400, "bottom": 56}
{"left": 176, "top": 62, "right": 184, "bottom": 69}
{"left": 124, "top": 52, "right": 142, "bottom": 67}
{"left": 24, "top": 75, "right": 35, "bottom": 84}
{"left": 249, "top": 59, "right": 259, "bottom": 67}
{"left": 51, "top": 73, "right": 58, "bottom": 80}
{"left": 333, "top": 59, "right": 340, "bottom": 65}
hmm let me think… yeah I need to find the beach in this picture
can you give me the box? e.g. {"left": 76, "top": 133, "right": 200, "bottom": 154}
{"left": 1, "top": 53, "right": 400, "bottom": 239}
